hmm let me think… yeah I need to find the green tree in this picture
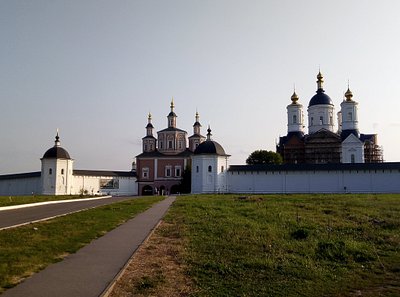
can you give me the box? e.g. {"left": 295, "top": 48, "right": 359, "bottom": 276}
{"left": 178, "top": 165, "right": 191, "bottom": 193}
{"left": 246, "top": 150, "right": 283, "bottom": 165}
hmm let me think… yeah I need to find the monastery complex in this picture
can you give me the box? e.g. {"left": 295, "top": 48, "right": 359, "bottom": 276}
{"left": 1, "top": 72, "right": 400, "bottom": 195}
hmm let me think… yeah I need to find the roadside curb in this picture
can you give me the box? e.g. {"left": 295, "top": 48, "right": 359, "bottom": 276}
{"left": 0, "top": 196, "right": 112, "bottom": 212}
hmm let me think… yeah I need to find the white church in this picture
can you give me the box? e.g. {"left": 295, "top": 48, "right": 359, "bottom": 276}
{"left": 1, "top": 72, "right": 400, "bottom": 196}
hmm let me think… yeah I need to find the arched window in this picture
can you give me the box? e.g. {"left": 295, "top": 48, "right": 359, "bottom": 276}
{"left": 208, "top": 165, "right": 212, "bottom": 172}
{"left": 351, "top": 154, "right": 355, "bottom": 163}
{"left": 196, "top": 166, "right": 199, "bottom": 173}
{"left": 61, "top": 169, "right": 64, "bottom": 175}
{"left": 293, "top": 115, "right": 297, "bottom": 124}
{"left": 320, "top": 116, "right": 323, "bottom": 124}
{"left": 49, "top": 168, "right": 52, "bottom": 175}
{"left": 221, "top": 166, "right": 224, "bottom": 172}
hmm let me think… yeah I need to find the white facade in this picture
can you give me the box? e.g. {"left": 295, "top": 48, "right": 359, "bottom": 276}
{"left": 228, "top": 164, "right": 400, "bottom": 193}
{"left": 287, "top": 92, "right": 304, "bottom": 133}
{"left": 341, "top": 134, "right": 364, "bottom": 163}
{"left": 0, "top": 134, "right": 138, "bottom": 196}
{"left": 191, "top": 155, "right": 229, "bottom": 194}
{"left": 307, "top": 104, "right": 335, "bottom": 134}
{"left": 41, "top": 158, "right": 74, "bottom": 195}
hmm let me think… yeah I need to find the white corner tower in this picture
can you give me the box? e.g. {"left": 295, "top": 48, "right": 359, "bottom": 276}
{"left": 41, "top": 131, "right": 74, "bottom": 195}
{"left": 307, "top": 71, "right": 335, "bottom": 134}
{"left": 191, "top": 127, "right": 230, "bottom": 194}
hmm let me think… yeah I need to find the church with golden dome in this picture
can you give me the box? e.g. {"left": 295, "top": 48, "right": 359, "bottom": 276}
{"left": 276, "top": 71, "right": 383, "bottom": 164}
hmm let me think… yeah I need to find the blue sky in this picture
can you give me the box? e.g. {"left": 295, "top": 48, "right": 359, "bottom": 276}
{"left": 1, "top": 0, "right": 400, "bottom": 174}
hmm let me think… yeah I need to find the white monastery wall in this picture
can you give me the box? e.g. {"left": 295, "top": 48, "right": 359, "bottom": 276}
{"left": 228, "top": 168, "right": 400, "bottom": 194}
{"left": 0, "top": 175, "right": 41, "bottom": 196}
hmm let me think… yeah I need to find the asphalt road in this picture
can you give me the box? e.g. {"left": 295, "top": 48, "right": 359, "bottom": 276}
{"left": 2, "top": 196, "right": 176, "bottom": 297}
{"left": 0, "top": 196, "right": 139, "bottom": 230}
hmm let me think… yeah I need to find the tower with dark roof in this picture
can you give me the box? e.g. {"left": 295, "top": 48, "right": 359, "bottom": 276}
{"left": 188, "top": 111, "right": 206, "bottom": 152}
{"left": 191, "top": 127, "right": 230, "bottom": 193}
{"left": 307, "top": 71, "right": 335, "bottom": 134}
{"left": 142, "top": 113, "right": 157, "bottom": 153}
{"left": 41, "top": 131, "right": 74, "bottom": 195}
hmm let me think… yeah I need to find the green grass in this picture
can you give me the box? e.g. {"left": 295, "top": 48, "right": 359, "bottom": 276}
{"left": 166, "top": 194, "right": 400, "bottom": 296}
{"left": 0, "top": 195, "right": 98, "bottom": 207}
{"left": 0, "top": 196, "right": 163, "bottom": 292}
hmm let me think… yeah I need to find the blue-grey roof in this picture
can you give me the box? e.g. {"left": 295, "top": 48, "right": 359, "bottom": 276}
{"left": 42, "top": 146, "right": 71, "bottom": 159}
{"left": 309, "top": 89, "right": 333, "bottom": 107}
{"left": 194, "top": 140, "right": 229, "bottom": 156}
{"left": 73, "top": 170, "right": 136, "bottom": 177}
{"left": 0, "top": 171, "right": 41, "bottom": 180}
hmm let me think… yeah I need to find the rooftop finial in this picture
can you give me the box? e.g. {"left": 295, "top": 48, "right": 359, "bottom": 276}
{"left": 55, "top": 129, "right": 60, "bottom": 146}
{"left": 170, "top": 97, "right": 175, "bottom": 111}
{"left": 291, "top": 84, "right": 299, "bottom": 103}
{"left": 207, "top": 125, "right": 212, "bottom": 141}
{"left": 317, "top": 70, "right": 324, "bottom": 90}
{"left": 345, "top": 80, "right": 353, "bottom": 101}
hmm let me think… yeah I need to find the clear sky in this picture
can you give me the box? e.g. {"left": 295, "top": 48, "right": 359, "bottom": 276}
{"left": 1, "top": 0, "right": 400, "bottom": 174}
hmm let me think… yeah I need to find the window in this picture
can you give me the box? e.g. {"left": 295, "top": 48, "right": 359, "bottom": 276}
{"left": 61, "top": 169, "right": 64, "bottom": 175}
{"left": 165, "top": 166, "right": 172, "bottom": 177}
{"left": 351, "top": 154, "right": 355, "bottom": 163}
{"left": 320, "top": 116, "right": 323, "bottom": 124}
{"left": 49, "top": 168, "right": 52, "bottom": 175}
{"left": 311, "top": 117, "right": 314, "bottom": 125}
{"left": 330, "top": 116, "right": 333, "bottom": 124}
{"left": 221, "top": 166, "right": 224, "bottom": 172}
{"left": 160, "top": 141, "right": 163, "bottom": 149}
{"left": 178, "top": 141, "right": 182, "bottom": 149}
{"left": 175, "top": 166, "right": 181, "bottom": 177}
{"left": 348, "top": 112, "right": 353, "bottom": 121}
{"left": 293, "top": 115, "right": 297, "bottom": 124}
{"left": 168, "top": 140, "right": 173, "bottom": 149}
{"left": 208, "top": 165, "right": 212, "bottom": 172}
{"left": 142, "top": 167, "right": 149, "bottom": 179}
{"left": 196, "top": 166, "right": 199, "bottom": 173}
{"left": 144, "top": 144, "right": 148, "bottom": 151}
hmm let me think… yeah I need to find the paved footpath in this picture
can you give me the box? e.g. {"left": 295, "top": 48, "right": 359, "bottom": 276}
{"left": 2, "top": 196, "right": 176, "bottom": 297}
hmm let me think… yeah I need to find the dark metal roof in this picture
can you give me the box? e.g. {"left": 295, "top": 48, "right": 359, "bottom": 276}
{"left": 136, "top": 149, "right": 193, "bottom": 158}
{"left": 193, "top": 121, "right": 201, "bottom": 127}
{"left": 194, "top": 140, "right": 229, "bottom": 156}
{"left": 146, "top": 123, "right": 154, "bottom": 128}
{"left": 42, "top": 146, "right": 71, "bottom": 159}
{"left": 309, "top": 89, "right": 333, "bottom": 107}
{"left": 229, "top": 162, "right": 400, "bottom": 172}
{"left": 142, "top": 135, "right": 157, "bottom": 140}
{"left": 168, "top": 111, "right": 177, "bottom": 117}
{"left": 73, "top": 170, "right": 136, "bottom": 177}
{"left": 158, "top": 127, "right": 187, "bottom": 133}
{"left": 341, "top": 129, "right": 360, "bottom": 140}
{"left": 360, "top": 134, "right": 376, "bottom": 142}
{"left": 188, "top": 133, "right": 205, "bottom": 139}
{"left": 0, "top": 171, "right": 41, "bottom": 180}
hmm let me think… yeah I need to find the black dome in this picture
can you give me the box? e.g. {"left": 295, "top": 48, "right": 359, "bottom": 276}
{"left": 43, "top": 146, "right": 71, "bottom": 159}
{"left": 309, "top": 89, "right": 333, "bottom": 107}
{"left": 194, "top": 140, "right": 227, "bottom": 156}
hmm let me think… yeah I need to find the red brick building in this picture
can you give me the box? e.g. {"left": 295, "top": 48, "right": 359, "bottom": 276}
{"left": 136, "top": 100, "right": 206, "bottom": 195}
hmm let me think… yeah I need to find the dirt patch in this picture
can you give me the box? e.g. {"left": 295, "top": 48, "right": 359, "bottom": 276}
{"left": 107, "top": 221, "right": 194, "bottom": 297}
